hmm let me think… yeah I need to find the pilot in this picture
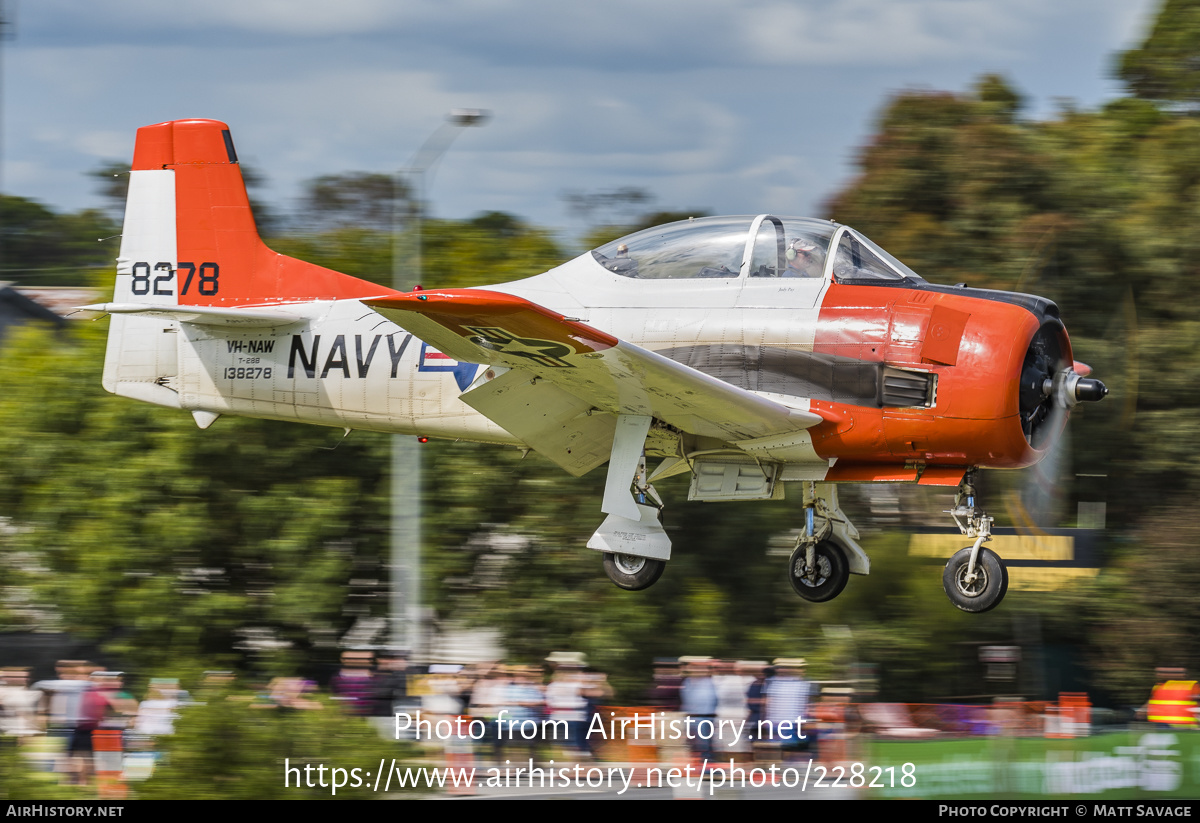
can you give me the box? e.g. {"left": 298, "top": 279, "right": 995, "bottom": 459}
{"left": 784, "top": 238, "right": 823, "bottom": 278}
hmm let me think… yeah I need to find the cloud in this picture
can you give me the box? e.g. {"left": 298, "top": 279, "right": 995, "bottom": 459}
{"left": 23, "top": 0, "right": 1100, "bottom": 71}
{"left": 5, "top": 0, "right": 1160, "bottom": 232}
{"left": 741, "top": 0, "right": 1035, "bottom": 66}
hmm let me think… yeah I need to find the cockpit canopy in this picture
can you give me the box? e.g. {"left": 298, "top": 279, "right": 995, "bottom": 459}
{"left": 591, "top": 215, "right": 925, "bottom": 285}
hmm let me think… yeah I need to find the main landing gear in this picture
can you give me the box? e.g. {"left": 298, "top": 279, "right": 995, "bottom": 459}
{"left": 789, "top": 540, "right": 849, "bottom": 602}
{"left": 942, "top": 471, "right": 1008, "bottom": 613}
{"left": 589, "top": 425, "right": 672, "bottom": 591}
{"left": 787, "top": 483, "right": 868, "bottom": 603}
{"left": 603, "top": 552, "right": 666, "bottom": 591}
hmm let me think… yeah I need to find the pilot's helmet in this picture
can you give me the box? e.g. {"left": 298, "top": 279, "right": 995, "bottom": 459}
{"left": 787, "top": 238, "right": 817, "bottom": 260}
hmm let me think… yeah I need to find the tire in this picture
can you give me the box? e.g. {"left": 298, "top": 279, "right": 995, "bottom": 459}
{"left": 943, "top": 547, "right": 1007, "bottom": 613}
{"left": 603, "top": 553, "right": 666, "bottom": 591}
{"left": 788, "top": 540, "right": 850, "bottom": 602}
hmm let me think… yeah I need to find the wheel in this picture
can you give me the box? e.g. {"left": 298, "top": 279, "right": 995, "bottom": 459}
{"left": 788, "top": 540, "right": 849, "bottom": 602}
{"left": 603, "top": 553, "right": 666, "bottom": 591}
{"left": 942, "top": 547, "right": 1007, "bottom": 613}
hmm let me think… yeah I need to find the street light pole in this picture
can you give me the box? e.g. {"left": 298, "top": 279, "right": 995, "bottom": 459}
{"left": 0, "top": 1, "right": 15, "bottom": 279}
{"left": 390, "top": 109, "right": 490, "bottom": 658}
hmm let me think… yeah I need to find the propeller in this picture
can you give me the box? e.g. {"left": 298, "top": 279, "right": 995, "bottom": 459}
{"left": 1007, "top": 226, "right": 1124, "bottom": 533}
{"left": 1010, "top": 321, "right": 1108, "bottom": 532}
{"left": 1018, "top": 322, "right": 1068, "bottom": 450}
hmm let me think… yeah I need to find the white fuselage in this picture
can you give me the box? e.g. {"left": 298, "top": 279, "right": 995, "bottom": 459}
{"left": 170, "top": 254, "right": 828, "bottom": 446}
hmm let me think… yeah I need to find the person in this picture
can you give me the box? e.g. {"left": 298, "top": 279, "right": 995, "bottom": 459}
{"left": 134, "top": 679, "right": 181, "bottom": 737}
{"left": 1147, "top": 669, "right": 1199, "bottom": 727}
{"left": 0, "top": 668, "right": 41, "bottom": 738}
{"left": 680, "top": 658, "right": 718, "bottom": 759}
{"left": 503, "top": 666, "right": 546, "bottom": 758}
{"left": 330, "top": 650, "right": 375, "bottom": 715}
{"left": 783, "top": 238, "right": 824, "bottom": 278}
{"left": 74, "top": 671, "right": 135, "bottom": 786}
{"left": 764, "top": 658, "right": 816, "bottom": 759}
{"left": 544, "top": 658, "right": 589, "bottom": 756}
{"left": 713, "top": 660, "right": 753, "bottom": 754}
{"left": 372, "top": 652, "right": 412, "bottom": 717}
{"left": 33, "top": 660, "right": 90, "bottom": 742}
{"left": 746, "top": 663, "right": 769, "bottom": 760}
{"left": 469, "top": 664, "right": 510, "bottom": 760}
{"left": 647, "top": 659, "right": 682, "bottom": 711}
{"left": 33, "top": 661, "right": 95, "bottom": 784}
{"left": 581, "top": 669, "right": 614, "bottom": 759}
{"left": 260, "top": 677, "right": 321, "bottom": 711}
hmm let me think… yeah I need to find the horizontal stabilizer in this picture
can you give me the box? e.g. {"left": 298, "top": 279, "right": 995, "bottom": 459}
{"left": 79, "top": 302, "right": 306, "bottom": 328}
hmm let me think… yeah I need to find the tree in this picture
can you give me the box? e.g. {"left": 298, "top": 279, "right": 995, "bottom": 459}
{"left": 0, "top": 322, "right": 392, "bottom": 677}
{"left": 421, "top": 214, "right": 566, "bottom": 288}
{"left": 581, "top": 210, "right": 714, "bottom": 251}
{"left": 1117, "top": 0, "right": 1200, "bottom": 111}
{"left": 88, "top": 162, "right": 130, "bottom": 223}
{"left": 562, "top": 186, "right": 655, "bottom": 226}
{"left": 0, "top": 195, "right": 117, "bottom": 285}
{"left": 821, "top": 10, "right": 1200, "bottom": 691}
{"left": 297, "top": 172, "right": 410, "bottom": 233}
{"left": 138, "top": 689, "right": 413, "bottom": 799}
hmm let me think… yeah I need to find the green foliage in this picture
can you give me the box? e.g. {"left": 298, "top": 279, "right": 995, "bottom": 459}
{"left": 271, "top": 228, "right": 394, "bottom": 286}
{"left": 0, "top": 739, "right": 91, "bottom": 800}
{"left": 581, "top": 211, "right": 713, "bottom": 252}
{"left": 1117, "top": 0, "right": 1200, "bottom": 109}
{"left": 269, "top": 212, "right": 565, "bottom": 291}
{"left": 422, "top": 214, "right": 566, "bottom": 288}
{"left": 0, "top": 323, "right": 391, "bottom": 676}
{"left": 563, "top": 186, "right": 655, "bottom": 226}
{"left": 827, "top": 80, "right": 1058, "bottom": 293}
{"left": 8, "top": 0, "right": 1200, "bottom": 716}
{"left": 138, "top": 688, "right": 415, "bottom": 799}
{"left": 0, "top": 195, "right": 117, "bottom": 285}
{"left": 88, "top": 162, "right": 131, "bottom": 223}
{"left": 814, "top": 0, "right": 1200, "bottom": 702}
{"left": 298, "top": 172, "right": 409, "bottom": 233}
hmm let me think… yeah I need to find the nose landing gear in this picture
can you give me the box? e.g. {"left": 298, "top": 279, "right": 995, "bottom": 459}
{"left": 943, "top": 471, "right": 1008, "bottom": 613}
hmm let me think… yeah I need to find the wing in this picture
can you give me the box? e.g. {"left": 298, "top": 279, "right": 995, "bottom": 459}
{"left": 364, "top": 289, "right": 824, "bottom": 475}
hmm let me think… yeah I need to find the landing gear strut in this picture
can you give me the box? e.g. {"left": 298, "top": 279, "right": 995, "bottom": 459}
{"left": 593, "top": 439, "right": 671, "bottom": 591}
{"left": 786, "top": 483, "right": 865, "bottom": 602}
{"left": 943, "top": 471, "right": 1008, "bottom": 613}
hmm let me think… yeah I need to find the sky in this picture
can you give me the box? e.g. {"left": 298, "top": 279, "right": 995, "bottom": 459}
{"left": 1, "top": 0, "right": 1161, "bottom": 245}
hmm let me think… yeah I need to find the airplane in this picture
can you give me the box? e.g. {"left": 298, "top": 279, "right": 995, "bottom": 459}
{"left": 80, "top": 118, "right": 1107, "bottom": 614}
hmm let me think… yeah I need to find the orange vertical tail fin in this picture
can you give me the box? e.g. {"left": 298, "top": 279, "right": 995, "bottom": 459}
{"left": 128, "top": 118, "right": 392, "bottom": 307}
